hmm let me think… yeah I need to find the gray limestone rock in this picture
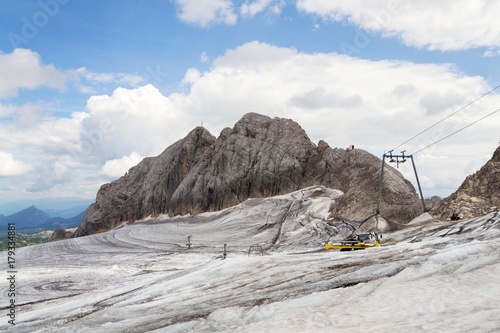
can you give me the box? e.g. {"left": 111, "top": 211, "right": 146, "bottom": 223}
{"left": 74, "top": 113, "right": 422, "bottom": 237}
{"left": 74, "top": 126, "right": 215, "bottom": 236}
{"left": 432, "top": 146, "right": 500, "bottom": 220}
{"left": 50, "top": 228, "right": 72, "bottom": 241}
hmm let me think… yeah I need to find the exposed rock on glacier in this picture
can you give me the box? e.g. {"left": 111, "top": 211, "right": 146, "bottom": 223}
{"left": 75, "top": 113, "right": 422, "bottom": 237}
{"left": 432, "top": 146, "right": 500, "bottom": 220}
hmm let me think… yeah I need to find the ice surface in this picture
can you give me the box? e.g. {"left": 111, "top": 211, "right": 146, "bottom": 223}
{"left": 1, "top": 189, "right": 499, "bottom": 332}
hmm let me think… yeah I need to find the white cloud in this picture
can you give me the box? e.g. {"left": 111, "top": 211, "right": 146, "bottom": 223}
{"left": 170, "top": 1, "right": 499, "bottom": 52}
{"left": 0, "top": 48, "right": 68, "bottom": 98}
{"left": 0, "top": 151, "right": 34, "bottom": 177}
{"left": 183, "top": 68, "right": 202, "bottom": 85}
{"left": 200, "top": 52, "right": 210, "bottom": 64}
{"left": 1, "top": 42, "right": 498, "bottom": 200}
{"left": 78, "top": 85, "right": 97, "bottom": 94}
{"left": 241, "top": 0, "right": 273, "bottom": 17}
{"left": 419, "top": 91, "right": 465, "bottom": 116}
{"left": 75, "top": 67, "right": 145, "bottom": 88}
{"left": 0, "top": 49, "right": 146, "bottom": 100}
{"left": 213, "top": 40, "right": 296, "bottom": 67}
{"left": 0, "top": 104, "right": 18, "bottom": 117}
{"left": 0, "top": 102, "right": 82, "bottom": 156}
{"left": 185, "top": 42, "right": 491, "bottom": 133}
{"left": 483, "top": 49, "right": 500, "bottom": 57}
{"left": 290, "top": 87, "right": 363, "bottom": 110}
{"left": 101, "top": 152, "right": 143, "bottom": 178}
{"left": 174, "top": 0, "right": 237, "bottom": 27}
{"left": 80, "top": 84, "right": 194, "bottom": 162}
{"left": 0, "top": 84, "right": 193, "bottom": 195}
{"left": 26, "top": 159, "right": 74, "bottom": 192}
{"left": 296, "top": 0, "right": 500, "bottom": 51}
{"left": 173, "top": 0, "right": 286, "bottom": 25}
{"left": 269, "top": 1, "right": 286, "bottom": 15}
{"left": 179, "top": 41, "right": 498, "bottom": 197}
{"left": 0, "top": 102, "right": 46, "bottom": 129}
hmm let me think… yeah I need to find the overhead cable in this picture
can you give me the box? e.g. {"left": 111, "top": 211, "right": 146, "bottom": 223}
{"left": 411, "top": 107, "right": 500, "bottom": 155}
{"left": 392, "top": 84, "right": 500, "bottom": 151}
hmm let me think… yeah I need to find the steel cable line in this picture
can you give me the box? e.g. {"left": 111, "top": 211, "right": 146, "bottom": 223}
{"left": 391, "top": 84, "right": 500, "bottom": 151}
{"left": 410, "top": 107, "right": 500, "bottom": 155}
{"left": 404, "top": 98, "right": 500, "bottom": 154}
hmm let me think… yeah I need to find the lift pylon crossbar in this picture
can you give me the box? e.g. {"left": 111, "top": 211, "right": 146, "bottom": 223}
{"left": 376, "top": 151, "right": 427, "bottom": 215}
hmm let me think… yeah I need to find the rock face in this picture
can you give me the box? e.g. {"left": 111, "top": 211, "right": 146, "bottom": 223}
{"left": 74, "top": 113, "right": 422, "bottom": 237}
{"left": 424, "top": 196, "right": 442, "bottom": 211}
{"left": 50, "top": 228, "right": 73, "bottom": 241}
{"left": 432, "top": 146, "right": 500, "bottom": 220}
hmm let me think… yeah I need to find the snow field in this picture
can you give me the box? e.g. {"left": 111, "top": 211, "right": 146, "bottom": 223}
{"left": 1, "top": 188, "right": 498, "bottom": 332}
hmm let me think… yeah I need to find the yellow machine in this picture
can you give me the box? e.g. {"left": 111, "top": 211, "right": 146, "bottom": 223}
{"left": 325, "top": 233, "right": 382, "bottom": 251}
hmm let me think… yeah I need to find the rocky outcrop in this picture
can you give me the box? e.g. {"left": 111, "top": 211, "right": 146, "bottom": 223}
{"left": 432, "top": 146, "right": 500, "bottom": 220}
{"left": 424, "top": 196, "right": 442, "bottom": 211}
{"left": 74, "top": 126, "right": 216, "bottom": 236}
{"left": 50, "top": 228, "right": 73, "bottom": 241}
{"left": 326, "top": 147, "right": 422, "bottom": 223}
{"left": 74, "top": 113, "right": 422, "bottom": 237}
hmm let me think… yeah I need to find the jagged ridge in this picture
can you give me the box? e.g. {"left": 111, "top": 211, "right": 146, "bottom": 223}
{"left": 75, "top": 113, "right": 422, "bottom": 236}
{"left": 432, "top": 145, "right": 500, "bottom": 219}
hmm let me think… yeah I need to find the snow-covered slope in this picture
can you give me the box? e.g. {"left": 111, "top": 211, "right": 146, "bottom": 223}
{"left": 1, "top": 186, "right": 499, "bottom": 332}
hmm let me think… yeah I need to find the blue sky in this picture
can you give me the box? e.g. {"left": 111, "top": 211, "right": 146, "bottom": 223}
{"left": 0, "top": 0, "right": 499, "bottom": 214}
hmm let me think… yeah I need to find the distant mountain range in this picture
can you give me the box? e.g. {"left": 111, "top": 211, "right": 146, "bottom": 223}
{"left": 0, "top": 205, "right": 85, "bottom": 231}
{"left": 0, "top": 199, "right": 92, "bottom": 217}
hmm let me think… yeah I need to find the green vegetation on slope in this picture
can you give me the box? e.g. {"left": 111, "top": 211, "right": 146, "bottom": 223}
{"left": 0, "top": 230, "right": 52, "bottom": 251}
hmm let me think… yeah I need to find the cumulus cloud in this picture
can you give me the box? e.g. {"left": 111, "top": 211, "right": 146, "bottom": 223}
{"left": 174, "top": 0, "right": 237, "bottom": 26}
{"left": 213, "top": 40, "right": 295, "bottom": 67}
{"left": 0, "top": 102, "right": 45, "bottom": 129}
{"left": 170, "top": 0, "right": 499, "bottom": 52}
{"left": 26, "top": 159, "right": 74, "bottom": 192}
{"left": 101, "top": 152, "right": 143, "bottom": 178}
{"left": 0, "top": 49, "right": 146, "bottom": 100}
{"left": 179, "top": 41, "right": 497, "bottom": 196}
{"left": 1, "top": 42, "right": 497, "bottom": 198}
{"left": 183, "top": 68, "right": 202, "bottom": 85}
{"left": 290, "top": 88, "right": 363, "bottom": 110}
{"left": 0, "top": 151, "right": 34, "bottom": 177}
{"left": 0, "top": 102, "right": 82, "bottom": 157}
{"left": 0, "top": 48, "right": 68, "bottom": 98}
{"left": 184, "top": 41, "right": 491, "bottom": 142}
{"left": 296, "top": 0, "right": 500, "bottom": 51}
{"left": 419, "top": 92, "right": 465, "bottom": 116}
{"left": 80, "top": 84, "right": 194, "bottom": 162}
{"left": 0, "top": 104, "right": 20, "bottom": 118}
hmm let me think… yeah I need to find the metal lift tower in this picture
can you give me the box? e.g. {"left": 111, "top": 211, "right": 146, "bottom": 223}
{"left": 376, "top": 150, "right": 427, "bottom": 215}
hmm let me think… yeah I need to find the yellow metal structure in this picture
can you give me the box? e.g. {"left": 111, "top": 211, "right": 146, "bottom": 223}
{"left": 325, "top": 233, "right": 382, "bottom": 251}
{"left": 325, "top": 242, "right": 380, "bottom": 250}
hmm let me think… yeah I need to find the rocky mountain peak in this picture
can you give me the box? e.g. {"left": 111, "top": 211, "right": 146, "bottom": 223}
{"left": 432, "top": 146, "right": 500, "bottom": 219}
{"left": 74, "top": 113, "right": 422, "bottom": 237}
{"left": 3, "top": 205, "right": 50, "bottom": 229}
{"left": 233, "top": 112, "right": 310, "bottom": 141}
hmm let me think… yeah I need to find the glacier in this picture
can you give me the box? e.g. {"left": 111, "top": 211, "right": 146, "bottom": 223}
{"left": 1, "top": 186, "right": 499, "bottom": 332}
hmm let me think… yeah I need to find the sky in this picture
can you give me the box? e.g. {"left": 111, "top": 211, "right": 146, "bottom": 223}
{"left": 0, "top": 0, "right": 499, "bottom": 214}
